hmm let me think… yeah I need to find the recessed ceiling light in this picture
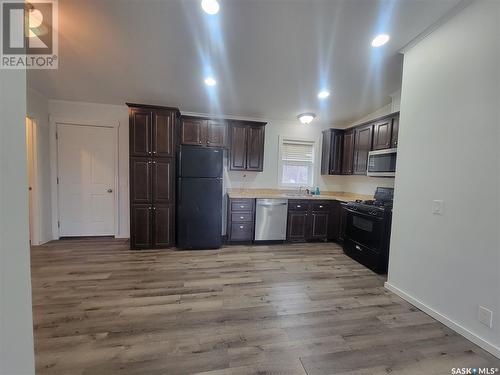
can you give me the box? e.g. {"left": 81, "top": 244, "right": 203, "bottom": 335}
{"left": 371, "top": 34, "right": 390, "bottom": 47}
{"left": 204, "top": 77, "right": 217, "bottom": 86}
{"left": 297, "top": 113, "right": 316, "bottom": 125}
{"left": 201, "top": 0, "right": 220, "bottom": 15}
{"left": 318, "top": 90, "right": 330, "bottom": 99}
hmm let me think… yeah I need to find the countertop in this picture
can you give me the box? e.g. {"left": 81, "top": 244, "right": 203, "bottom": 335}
{"left": 226, "top": 188, "right": 372, "bottom": 202}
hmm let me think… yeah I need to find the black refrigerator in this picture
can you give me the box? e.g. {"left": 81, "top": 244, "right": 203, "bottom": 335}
{"left": 177, "top": 145, "right": 223, "bottom": 249}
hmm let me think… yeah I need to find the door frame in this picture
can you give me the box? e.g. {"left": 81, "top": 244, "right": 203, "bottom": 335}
{"left": 26, "top": 117, "right": 40, "bottom": 245}
{"left": 50, "top": 116, "right": 120, "bottom": 239}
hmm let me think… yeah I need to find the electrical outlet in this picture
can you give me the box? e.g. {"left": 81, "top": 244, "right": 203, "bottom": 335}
{"left": 478, "top": 306, "right": 493, "bottom": 328}
{"left": 432, "top": 200, "right": 444, "bottom": 215}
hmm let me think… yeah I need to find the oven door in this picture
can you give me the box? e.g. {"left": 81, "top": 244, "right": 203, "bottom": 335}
{"left": 367, "top": 148, "right": 397, "bottom": 177}
{"left": 344, "top": 208, "right": 384, "bottom": 251}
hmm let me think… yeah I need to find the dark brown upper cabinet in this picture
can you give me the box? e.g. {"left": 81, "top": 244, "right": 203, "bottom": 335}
{"left": 391, "top": 116, "right": 399, "bottom": 148}
{"left": 229, "top": 123, "right": 247, "bottom": 170}
{"left": 180, "top": 116, "right": 227, "bottom": 147}
{"left": 353, "top": 124, "right": 373, "bottom": 175}
{"left": 372, "top": 118, "right": 392, "bottom": 150}
{"left": 342, "top": 130, "right": 355, "bottom": 175}
{"left": 246, "top": 126, "right": 265, "bottom": 171}
{"left": 129, "top": 108, "right": 152, "bottom": 157}
{"left": 153, "top": 111, "right": 176, "bottom": 157}
{"left": 180, "top": 117, "right": 205, "bottom": 146}
{"left": 129, "top": 105, "right": 177, "bottom": 158}
{"left": 206, "top": 120, "right": 226, "bottom": 147}
{"left": 127, "top": 103, "right": 179, "bottom": 250}
{"left": 321, "top": 129, "right": 343, "bottom": 175}
{"left": 229, "top": 121, "right": 266, "bottom": 172}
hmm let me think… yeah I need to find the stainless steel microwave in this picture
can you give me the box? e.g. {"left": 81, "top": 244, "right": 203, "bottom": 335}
{"left": 367, "top": 148, "right": 397, "bottom": 177}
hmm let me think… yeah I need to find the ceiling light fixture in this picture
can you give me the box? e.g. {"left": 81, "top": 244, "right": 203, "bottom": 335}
{"left": 201, "top": 0, "right": 220, "bottom": 15}
{"left": 371, "top": 34, "right": 390, "bottom": 47}
{"left": 204, "top": 77, "right": 217, "bottom": 86}
{"left": 318, "top": 90, "right": 330, "bottom": 99}
{"left": 297, "top": 113, "right": 316, "bottom": 125}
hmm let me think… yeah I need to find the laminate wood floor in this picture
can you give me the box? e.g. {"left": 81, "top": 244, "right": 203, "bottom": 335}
{"left": 31, "top": 238, "right": 500, "bottom": 375}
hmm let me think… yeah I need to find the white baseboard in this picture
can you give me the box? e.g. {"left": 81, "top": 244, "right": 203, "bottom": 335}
{"left": 384, "top": 282, "right": 500, "bottom": 359}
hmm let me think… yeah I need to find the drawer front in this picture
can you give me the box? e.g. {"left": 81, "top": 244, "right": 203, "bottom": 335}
{"left": 288, "top": 201, "right": 309, "bottom": 211}
{"left": 230, "top": 222, "right": 254, "bottom": 241}
{"left": 311, "top": 202, "right": 330, "bottom": 211}
{"left": 231, "top": 199, "right": 254, "bottom": 212}
{"left": 231, "top": 212, "right": 253, "bottom": 222}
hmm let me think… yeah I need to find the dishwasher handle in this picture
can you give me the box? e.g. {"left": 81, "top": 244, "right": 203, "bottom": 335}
{"left": 258, "top": 202, "right": 287, "bottom": 207}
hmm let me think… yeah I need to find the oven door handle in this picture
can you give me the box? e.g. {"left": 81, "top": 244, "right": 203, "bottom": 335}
{"left": 344, "top": 208, "right": 384, "bottom": 221}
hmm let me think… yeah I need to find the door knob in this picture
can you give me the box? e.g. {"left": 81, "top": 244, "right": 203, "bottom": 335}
{"left": 107, "top": 189, "right": 113, "bottom": 193}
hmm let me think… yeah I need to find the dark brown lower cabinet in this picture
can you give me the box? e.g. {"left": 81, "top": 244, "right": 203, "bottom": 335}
{"left": 227, "top": 198, "right": 255, "bottom": 242}
{"left": 130, "top": 204, "right": 152, "bottom": 249}
{"left": 287, "top": 200, "right": 331, "bottom": 242}
{"left": 287, "top": 211, "right": 308, "bottom": 241}
{"left": 153, "top": 205, "right": 174, "bottom": 248}
{"left": 310, "top": 212, "right": 329, "bottom": 240}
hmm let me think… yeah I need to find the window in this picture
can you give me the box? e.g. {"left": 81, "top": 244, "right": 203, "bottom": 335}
{"left": 279, "top": 137, "right": 315, "bottom": 187}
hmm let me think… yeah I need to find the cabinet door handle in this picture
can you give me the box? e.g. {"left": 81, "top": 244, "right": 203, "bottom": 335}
{"left": 240, "top": 205, "right": 245, "bottom": 208}
{"left": 148, "top": 206, "right": 152, "bottom": 210}
{"left": 319, "top": 205, "right": 323, "bottom": 208}
{"left": 240, "top": 216, "right": 244, "bottom": 219}
{"left": 239, "top": 225, "right": 244, "bottom": 229}
{"left": 297, "top": 205, "right": 301, "bottom": 208}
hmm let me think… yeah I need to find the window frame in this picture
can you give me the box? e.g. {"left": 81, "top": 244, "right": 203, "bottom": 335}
{"left": 278, "top": 135, "right": 317, "bottom": 189}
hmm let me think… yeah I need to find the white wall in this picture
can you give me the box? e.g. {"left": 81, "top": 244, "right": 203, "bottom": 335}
{"left": 27, "top": 88, "right": 52, "bottom": 244}
{"left": 0, "top": 71, "right": 36, "bottom": 374}
{"left": 387, "top": 0, "right": 500, "bottom": 358}
{"left": 48, "top": 100, "right": 130, "bottom": 238}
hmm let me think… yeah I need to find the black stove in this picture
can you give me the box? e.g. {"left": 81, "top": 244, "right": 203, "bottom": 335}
{"left": 342, "top": 187, "right": 394, "bottom": 274}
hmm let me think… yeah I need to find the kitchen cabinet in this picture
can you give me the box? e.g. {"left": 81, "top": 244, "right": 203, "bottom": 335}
{"left": 391, "top": 116, "right": 399, "bottom": 148}
{"left": 287, "top": 200, "right": 330, "bottom": 242}
{"left": 353, "top": 124, "right": 373, "bottom": 175}
{"left": 227, "top": 198, "right": 255, "bottom": 242}
{"left": 328, "top": 200, "right": 342, "bottom": 241}
{"left": 180, "top": 116, "right": 226, "bottom": 147}
{"left": 128, "top": 103, "right": 178, "bottom": 249}
{"left": 372, "top": 118, "right": 392, "bottom": 150}
{"left": 321, "top": 129, "right": 343, "bottom": 175}
{"left": 342, "top": 130, "right": 355, "bottom": 175}
{"left": 228, "top": 121, "right": 266, "bottom": 172}
{"left": 207, "top": 120, "right": 226, "bottom": 147}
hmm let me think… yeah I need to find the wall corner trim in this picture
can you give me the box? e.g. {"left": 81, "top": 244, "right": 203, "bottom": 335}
{"left": 384, "top": 282, "right": 500, "bottom": 359}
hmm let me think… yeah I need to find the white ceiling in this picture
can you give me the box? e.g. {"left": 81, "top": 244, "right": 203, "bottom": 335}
{"left": 28, "top": 0, "right": 460, "bottom": 125}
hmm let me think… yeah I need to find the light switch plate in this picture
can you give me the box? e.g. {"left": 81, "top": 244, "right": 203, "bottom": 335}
{"left": 432, "top": 200, "right": 444, "bottom": 215}
{"left": 478, "top": 306, "right": 493, "bottom": 328}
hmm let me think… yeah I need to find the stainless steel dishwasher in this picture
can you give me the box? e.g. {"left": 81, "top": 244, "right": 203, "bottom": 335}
{"left": 254, "top": 199, "right": 288, "bottom": 241}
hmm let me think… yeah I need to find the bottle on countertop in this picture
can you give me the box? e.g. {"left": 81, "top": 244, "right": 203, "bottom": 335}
{"left": 315, "top": 186, "right": 320, "bottom": 195}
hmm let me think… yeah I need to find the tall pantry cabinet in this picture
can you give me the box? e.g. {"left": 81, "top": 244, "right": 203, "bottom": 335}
{"left": 127, "top": 103, "right": 179, "bottom": 249}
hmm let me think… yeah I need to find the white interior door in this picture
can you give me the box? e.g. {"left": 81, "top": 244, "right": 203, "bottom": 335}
{"left": 57, "top": 124, "right": 115, "bottom": 237}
